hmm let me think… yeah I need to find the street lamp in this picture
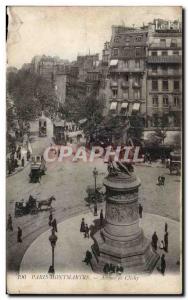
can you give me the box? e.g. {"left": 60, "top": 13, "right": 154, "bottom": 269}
{"left": 93, "top": 168, "right": 98, "bottom": 216}
{"left": 48, "top": 229, "right": 58, "bottom": 274}
{"left": 93, "top": 167, "right": 98, "bottom": 193}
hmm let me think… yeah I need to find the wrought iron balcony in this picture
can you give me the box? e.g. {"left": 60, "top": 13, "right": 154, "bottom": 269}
{"left": 147, "top": 55, "right": 182, "bottom": 64}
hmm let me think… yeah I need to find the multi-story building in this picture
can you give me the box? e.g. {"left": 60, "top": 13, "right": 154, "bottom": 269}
{"left": 76, "top": 54, "right": 100, "bottom": 81}
{"left": 146, "top": 19, "right": 182, "bottom": 128}
{"left": 103, "top": 26, "right": 148, "bottom": 127}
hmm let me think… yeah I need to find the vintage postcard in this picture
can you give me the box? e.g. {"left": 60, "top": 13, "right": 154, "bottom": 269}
{"left": 6, "top": 6, "right": 183, "bottom": 294}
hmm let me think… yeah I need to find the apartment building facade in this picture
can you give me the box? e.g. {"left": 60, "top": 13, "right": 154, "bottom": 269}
{"left": 146, "top": 19, "right": 182, "bottom": 128}
{"left": 103, "top": 26, "right": 148, "bottom": 126}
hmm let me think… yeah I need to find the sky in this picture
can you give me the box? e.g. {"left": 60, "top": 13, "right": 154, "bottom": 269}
{"left": 7, "top": 6, "right": 182, "bottom": 68}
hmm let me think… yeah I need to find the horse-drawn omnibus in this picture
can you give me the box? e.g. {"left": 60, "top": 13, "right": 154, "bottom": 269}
{"left": 29, "top": 155, "right": 46, "bottom": 183}
{"left": 53, "top": 120, "right": 66, "bottom": 145}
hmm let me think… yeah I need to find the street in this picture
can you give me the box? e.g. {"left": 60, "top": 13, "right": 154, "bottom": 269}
{"left": 6, "top": 117, "right": 181, "bottom": 272}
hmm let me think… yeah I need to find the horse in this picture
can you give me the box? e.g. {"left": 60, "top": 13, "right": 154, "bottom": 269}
{"left": 37, "top": 196, "right": 56, "bottom": 210}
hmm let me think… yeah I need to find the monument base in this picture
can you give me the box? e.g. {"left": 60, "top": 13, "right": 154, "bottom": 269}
{"left": 90, "top": 229, "right": 160, "bottom": 274}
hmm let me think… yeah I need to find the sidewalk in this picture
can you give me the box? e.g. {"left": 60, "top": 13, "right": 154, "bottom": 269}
{"left": 20, "top": 210, "right": 180, "bottom": 275}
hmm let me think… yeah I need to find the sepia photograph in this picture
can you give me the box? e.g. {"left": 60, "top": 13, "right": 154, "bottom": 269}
{"left": 6, "top": 5, "right": 183, "bottom": 295}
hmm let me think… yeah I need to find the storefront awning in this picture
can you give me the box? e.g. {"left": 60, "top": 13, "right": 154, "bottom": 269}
{"left": 78, "top": 118, "right": 87, "bottom": 125}
{"left": 132, "top": 103, "right": 140, "bottom": 111}
{"left": 121, "top": 102, "right": 128, "bottom": 109}
{"left": 110, "top": 59, "right": 118, "bottom": 66}
{"left": 110, "top": 102, "right": 117, "bottom": 110}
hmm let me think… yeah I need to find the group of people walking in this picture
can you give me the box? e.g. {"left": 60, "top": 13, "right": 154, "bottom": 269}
{"left": 7, "top": 145, "right": 31, "bottom": 175}
{"left": 152, "top": 222, "right": 169, "bottom": 275}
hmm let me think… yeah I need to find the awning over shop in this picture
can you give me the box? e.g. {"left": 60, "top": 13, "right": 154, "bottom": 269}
{"left": 121, "top": 102, "right": 128, "bottom": 109}
{"left": 110, "top": 102, "right": 117, "bottom": 110}
{"left": 110, "top": 59, "right": 118, "bottom": 66}
{"left": 132, "top": 103, "right": 140, "bottom": 111}
{"left": 54, "top": 120, "right": 65, "bottom": 127}
{"left": 78, "top": 118, "right": 87, "bottom": 125}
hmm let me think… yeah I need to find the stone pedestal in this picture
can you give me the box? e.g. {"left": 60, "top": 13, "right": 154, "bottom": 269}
{"left": 91, "top": 169, "right": 159, "bottom": 274}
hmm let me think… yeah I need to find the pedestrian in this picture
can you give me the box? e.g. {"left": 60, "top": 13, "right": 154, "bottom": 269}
{"left": 7, "top": 214, "right": 13, "bottom": 231}
{"left": 165, "top": 222, "right": 168, "bottom": 233}
{"left": 164, "top": 231, "right": 168, "bottom": 252}
{"left": 80, "top": 218, "right": 85, "bottom": 233}
{"left": 161, "top": 175, "right": 165, "bottom": 186}
{"left": 14, "top": 158, "right": 18, "bottom": 168}
{"left": 18, "top": 152, "right": 21, "bottom": 160}
{"left": 159, "top": 240, "right": 164, "bottom": 250}
{"left": 160, "top": 254, "right": 166, "bottom": 275}
{"left": 100, "top": 209, "right": 104, "bottom": 226}
{"left": 27, "top": 150, "right": 31, "bottom": 161}
{"left": 17, "top": 226, "right": 22, "bottom": 243}
{"left": 84, "top": 224, "right": 89, "bottom": 238}
{"left": 138, "top": 203, "right": 143, "bottom": 218}
{"left": 21, "top": 157, "right": 25, "bottom": 167}
{"left": 151, "top": 231, "right": 158, "bottom": 251}
{"left": 49, "top": 212, "right": 53, "bottom": 226}
{"left": 116, "top": 264, "right": 124, "bottom": 275}
{"left": 82, "top": 250, "right": 92, "bottom": 265}
{"left": 157, "top": 176, "right": 162, "bottom": 185}
{"left": 103, "top": 263, "right": 110, "bottom": 274}
{"left": 109, "top": 263, "right": 116, "bottom": 274}
{"left": 94, "top": 202, "right": 98, "bottom": 216}
{"left": 51, "top": 218, "right": 57, "bottom": 232}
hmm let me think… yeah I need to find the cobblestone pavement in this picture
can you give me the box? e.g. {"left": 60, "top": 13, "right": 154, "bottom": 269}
{"left": 6, "top": 120, "right": 181, "bottom": 272}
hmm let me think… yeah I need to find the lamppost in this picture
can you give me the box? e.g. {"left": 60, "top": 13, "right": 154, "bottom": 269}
{"left": 93, "top": 167, "right": 98, "bottom": 216}
{"left": 93, "top": 167, "right": 98, "bottom": 193}
{"left": 48, "top": 229, "right": 58, "bottom": 274}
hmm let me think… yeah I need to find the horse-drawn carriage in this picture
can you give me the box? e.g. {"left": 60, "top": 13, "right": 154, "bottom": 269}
{"left": 29, "top": 155, "right": 47, "bottom": 183}
{"left": 15, "top": 195, "right": 56, "bottom": 217}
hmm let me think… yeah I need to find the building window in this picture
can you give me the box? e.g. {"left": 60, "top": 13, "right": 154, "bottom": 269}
{"left": 134, "top": 89, "right": 141, "bottom": 100}
{"left": 125, "top": 36, "right": 130, "bottom": 42}
{"left": 124, "top": 47, "right": 130, "bottom": 57}
{"left": 152, "top": 80, "right": 158, "bottom": 91}
{"left": 151, "top": 51, "right": 157, "bottom": 56}
{"left": 163, "top": 96, "right": 169, "bottom": 106}
{"left": 135, "top": 60, "right": 140, "bottom": 68}
{"left": 152, "top": 96, "right": 159, "bottom": 107}
{"left": 135, "top": 47, "right": 142, "bottom": 57}
{"left": 173, "top": 51, "right": 179, "bottom": 55}
{"left": 151, "top": 66, "right": 157, "bottom": 73}
{"left": 124, "top": 60, "right": 129, "bottom": 68}
{"left": 161, "top": 65, "right": 168, "bottom": 74}
{"left": 174, "top": 96, "right": 180, "bottom": 106}
{"left": 113, "top": 48, "right": 119, "bottom": 57}
{"left": 114, "top": 36, "right": 120, "bottom": 43}
{"left": 123, "top": 90, "right": 129, "bottom": 99}
{"left": 160, "top": 39, "right": 166, "bottom": 47}
{"left": 162, "top": 80, "right": 169, "bottom": 91}
{"left": 112, "top": 89, "right": 118, "bottom": 97}
{"left": 125, "top": 74, "right": 129, "bottom": 81}
{"left": 171, "top": 38, "right": 177, "bottom": 48}
{"left": 174, "top": 80, "right": 180, "bottom": 91}
{"left": 135, "top": 36, "right": 142, "bottom": 42}
{"left": 162, "top": 51, "right": 168, "bottom": 56}
{"left": 133, "top": 76, "right": 141, "bottom": 86}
